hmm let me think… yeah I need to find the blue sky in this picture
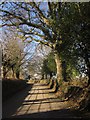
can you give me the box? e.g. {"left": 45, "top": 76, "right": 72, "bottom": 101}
{"left": 0, "top": 2, "right": 49, "bottom": 62}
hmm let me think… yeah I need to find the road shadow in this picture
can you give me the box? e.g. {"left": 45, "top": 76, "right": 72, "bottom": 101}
{"left": 2, "top": 82, "right": 90, "bottom": 120}
{"left": 2, "top": 83, "right": 33, "bottom": 119}
{"left": 33, "top": 83, "right": 49, "bottom": 86}
{"left": 9, "top": 108, "right": 86, "bottom": 119}
{"left": 31, "top": 88, "right": 50, "bottom": 91}
{"left": 23, "top": 97, "right": 63, "bottom": 104}
{"left": 28, "top": 92, "right": 50, "bottom": 95}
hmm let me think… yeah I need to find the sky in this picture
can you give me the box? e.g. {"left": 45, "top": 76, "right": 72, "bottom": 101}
{"left": 0, "top": 2, "right": 49, "bottom": 76}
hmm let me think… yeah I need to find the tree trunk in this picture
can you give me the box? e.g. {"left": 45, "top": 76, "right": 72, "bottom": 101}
{"left": 54, "top": 51, "right": 62, "bottom": 84}
{"left": 16, "top": 70, "right": 20, "bottom": 79}
{"left": 41, "top": 73, "right": 44, "bottom": 79}
{"left": 16, "top": 71, "right": 20, "bottom": 79}
{"left": 3, "top": 66, "right": 7, "bottom": 78}
{"left": 62, "top": 61, "right": 67, "bottom": 82}
{"left": 45, "top": 74, "right": 47, "bottom": 79}
{"left": 12, "top": 67, "right": 15, "bottom": 78}
{"left": 50, "top": 72, "right": 53, "bottom": 79}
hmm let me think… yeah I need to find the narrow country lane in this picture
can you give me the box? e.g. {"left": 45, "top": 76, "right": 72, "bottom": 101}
{"left": 2, "top": 81, "right": 85, "bottom": 119}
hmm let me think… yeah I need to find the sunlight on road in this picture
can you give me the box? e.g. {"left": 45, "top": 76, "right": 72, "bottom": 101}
{"left": 12, "top": 82, "right": 68, "bottom": 116}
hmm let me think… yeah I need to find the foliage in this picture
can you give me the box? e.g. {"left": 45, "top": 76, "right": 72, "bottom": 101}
{"left": 41, "top": 52, "right": 56, "bottom": 78}
{"left": 47, "top": 52, "right": 56, "bottom": 73}
{"left": 55, "top": 3, "right": 90, "bottom": 80}
{"left": 0, "top": 2, "right": 90, "bottom": 83}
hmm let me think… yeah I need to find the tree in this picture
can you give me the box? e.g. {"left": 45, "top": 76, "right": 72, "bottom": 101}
{"left": 41, "top": 59, "right": 49, "bottom": 79}
{"left": 0, "top": 2, "right": 90, "bottom": 84}
{"left": 1, "top": 31, "right": 28, "bottom": 79}
{"left": 41, "top": 52, "right": 56, "bottom": 79}
{"left": 53, "top": 3, "right": 90, "bottom": 83}
{"left": 75, "top": 3, "right": 90, "bottom": 85}
{"left": 0, "top": 2, "right": 63, "bottom": 83}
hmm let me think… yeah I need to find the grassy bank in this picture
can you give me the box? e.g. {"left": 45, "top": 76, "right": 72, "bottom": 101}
{"left": 2, "top": 79, "right": 29, "bottom": 102}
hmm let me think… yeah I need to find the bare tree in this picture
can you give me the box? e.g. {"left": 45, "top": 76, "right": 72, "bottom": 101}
{"left": 1, "top": 31, "right": 30, "bottom": 79}
{"left": 0, "top": 2, "right": 69, "bottom": 82}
